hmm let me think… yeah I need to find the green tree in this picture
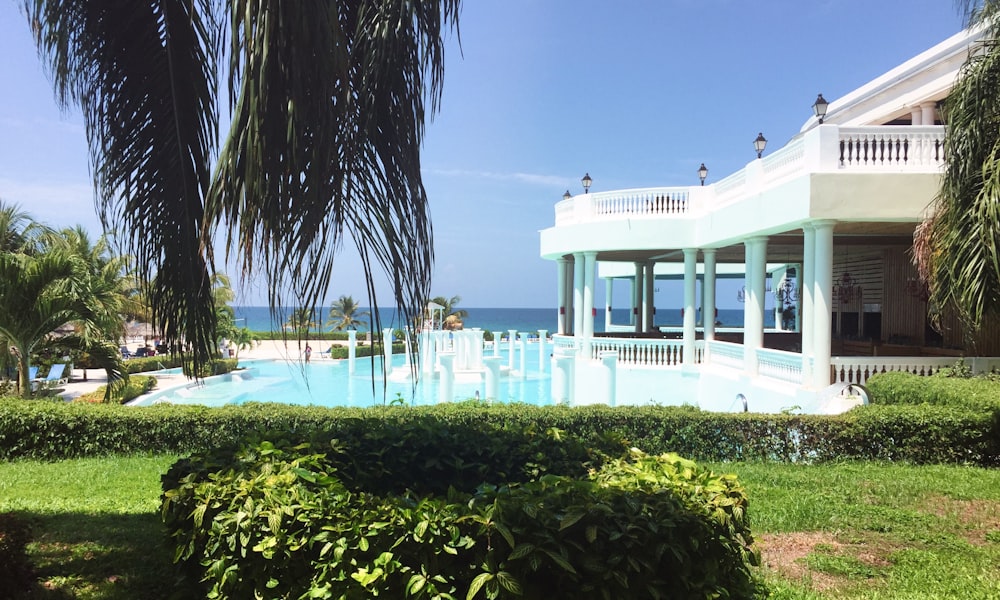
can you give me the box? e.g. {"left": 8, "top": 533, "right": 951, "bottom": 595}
{"left": 22, "top": 0, "right": 460, "bottom": 373}
{"left": 326, "top": 295, "right": 371, "bottom": 331}
{"left": 918, "top": 1, "right": 1000, "bottom": 331}
{"left": 285, "top": 308, "right": 318, "bottom": 334}
{"left": 0, "top": 248, "right": 125, "bottom": 399}
{"left": 430, "top": 295, "right": 468, "bottom": 330}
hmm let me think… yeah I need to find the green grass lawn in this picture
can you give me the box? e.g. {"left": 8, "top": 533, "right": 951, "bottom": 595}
{"left": 1, "top": 457, "right": 998, "bottom": 599}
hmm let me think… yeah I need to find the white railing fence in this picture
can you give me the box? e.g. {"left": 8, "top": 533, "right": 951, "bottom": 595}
{"left": 830, "top": 356, "right": 1000, "bottom": 385}
{"left": 757, "top": 347, "right": 805, "bottom": 384}
{"left": 706, "top": 340, "right": 744, "bottom": 370}
{"left": 590, "top": 337, "right": 704, "bottom": 367}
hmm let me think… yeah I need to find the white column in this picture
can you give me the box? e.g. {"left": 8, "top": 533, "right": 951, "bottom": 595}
{"left": 583, "top": 252, "right": 597, "bottom": 339}
{"left": 683, "top": 249, "right": 698, "bottom": 365}
{"left": 910, "top": 106, "right": 922, "bottom": 126}
{"left": 551, "top": 347, "right": 575, "bottom": 404}
{"left": 492, "top": 331, "right": 503, "bottom": 357}
{"left": 801, "top": 226, "right": 815, "bottom": 381}
{"left": 438, "top": 352, "right": 454, "bottom": 403}
{"left": 507, "top": 329, "right": 518, "bottom": 371}
{"left": 573, "top": 253, "right": 585, "bottom": 336}
{"left": 633, "top": 262, "right": 644, "bottom": 333}
{"left": 644, "top": 261, "right": 655, "bottom": 331}
{"left": 813, "top": 221, "right": 835, "bottom": 388}
{"left": 537, "top": 329, "right": 548, "bottom": 373}
{"left": 382, "top": 328, "right": 394, "bottom": 376}
{"left": 703, "top": 249, "right": 717, "bottom": 342}
{"left": 519, "top": 332, "right": 528, "bottom": 378}
{"left": 556, "top": 257, "right": 568, "bottom": 335}
{"left": 605, "top": 279, "right": 614, "bottom": 331}
{"left": 483, "top": 356, "right": 502, "bottom": 401}
{"left": 744, "top": 237, "right": 768, "bottom": 375}
{"left": 348, "top": 330, "right": 357, "bottom": 375}
{"left": 921, "top": 101, "right": 937, "bottom": 126}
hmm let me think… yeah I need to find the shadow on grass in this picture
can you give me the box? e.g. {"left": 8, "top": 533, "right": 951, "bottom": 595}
{"left": 17, "top": 510, "right": 187, "bottom": 600}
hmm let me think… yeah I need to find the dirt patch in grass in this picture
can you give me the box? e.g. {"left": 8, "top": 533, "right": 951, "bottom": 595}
{"left": 758, "top": 532, "right": 895, "bottom": 593}
{"left": 918, "top": 495, "right": 1000, "bottom": 546}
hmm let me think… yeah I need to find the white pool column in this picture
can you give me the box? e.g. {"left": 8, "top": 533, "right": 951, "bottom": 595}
{"left": 573, "top": 253, "right": 585, "bottom": 336}
{"left": 582, "top": 252, "right": 597, "bottom": 358}
{"left": 599, "top": 350, "right": 618, "bottom": 407}
{"left": 483, "top": 356, "right": 502, "bottom": 400}
{"left": 382, "top": 328, "right": 394, "bottom": 376}
{"left": 507, "top": 329, "right": 517, "bottom": 370}
{"left": 470, "top": 329, "right": 485, "bottom": 370}
{"left": 493, "top": 331, "right": 503, "bottom": 357}
{"left": 348, "top": 330, "right": 357, "bottom": 375}
{"left": 743, "top": 236, "right": 767, "bottom": 376}
{"left": 519, "top": 332, "right": 529, "bottom": 378}
{"left": 683, "top": 249, "right": 697, "bottom": 365}
{"left": 438, "top": 352, "right": 455, "bottom": 403}
{"left": 551, "top": 346, "right": 575, "bottom": 404}
{"left": 537, "top": 329, "right": 548, "bottom": 373}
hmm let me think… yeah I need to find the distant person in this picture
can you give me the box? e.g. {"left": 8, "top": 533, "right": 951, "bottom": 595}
{"left": 304, "top": 344, "right": 312, "bottom": 363}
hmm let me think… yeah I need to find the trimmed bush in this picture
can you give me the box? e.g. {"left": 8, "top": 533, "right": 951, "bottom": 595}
{"left": 161, "top": 422, "right": 758, "bottom": 599}
{"left": 73, "top": 374, "right": 158, "bottom": 404}
{"left": 867, "top": 371, "right": 1000, "bottom": 411}
{"left": 0, "top": 400, "right": 997, "bottom": 465}
{"left": 0, "top": 512, "right": 34, "bottom": 599}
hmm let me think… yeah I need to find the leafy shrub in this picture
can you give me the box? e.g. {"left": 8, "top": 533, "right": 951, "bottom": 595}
{"left": 867, "top": 371, "right": 1000, "bottom": 411}
{"left": 0, "top": 401, "right": 997, "bottom": 466}
{"left": 73, "top": 375, "right": 158, "bottom": 404}
{"left": 161, "top": 423, "right": 758, "bottom": 599}
{"left": 0, "top": 512, "right": 35, "bottom": 599}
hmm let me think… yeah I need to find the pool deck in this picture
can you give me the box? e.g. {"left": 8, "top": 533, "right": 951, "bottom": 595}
{"left": 55, "top": 339, "right": 322, "bottom": 401}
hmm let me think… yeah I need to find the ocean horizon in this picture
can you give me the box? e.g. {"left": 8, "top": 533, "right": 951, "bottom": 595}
{"left": 233, "top": 306, "right": 773, "bottom": 334}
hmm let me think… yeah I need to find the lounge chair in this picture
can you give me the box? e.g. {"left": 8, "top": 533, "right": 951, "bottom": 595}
{"left": 31, "top": 363, "right": 69, "bottom": 392}
{"left": 121, "top": 346, "right": 132, "bottom": 359}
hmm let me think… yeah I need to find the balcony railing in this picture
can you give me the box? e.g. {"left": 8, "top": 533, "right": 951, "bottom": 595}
{"left": 590, "top": 337, "right": 703, "bottom": 367}
{"left": 554, "top": 124, "right": 946, "bottom": 227}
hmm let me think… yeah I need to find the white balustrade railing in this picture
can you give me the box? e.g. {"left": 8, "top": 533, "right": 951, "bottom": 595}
{"left": 590, "top": 337, "right": 703, "bottom": 367}
{"left": 838, "top": 126, "right": 945, "bottom": 169}
{"left": 757, "top": 347, "right": 805, "bottom": 384}
{"left": 551, "top": 125, "right": 946, "bottom": 227}
{"left": 552, "top": 334, "right": 578, "bottom": 353}
{"left": 706, "top": 340, "right": 744, "bottom": 370}
{"left": 830, "top": 356, "right": 1000, "bottom": 385}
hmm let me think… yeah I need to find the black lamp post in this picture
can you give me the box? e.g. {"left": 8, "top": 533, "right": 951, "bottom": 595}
{"left": 698, "top": 163, "right": 708, "bottom": 186}
{"left": 562, "top": 190, "right": 572, "bottom": 200}
{"left": 812, "top": 93, "right": 829, "bottom": 124}
{"left": 581, "top": 172, "right": 592, "bottom": 193}
{"left": 754, "top": 133, "right": 767, "bottom": 159}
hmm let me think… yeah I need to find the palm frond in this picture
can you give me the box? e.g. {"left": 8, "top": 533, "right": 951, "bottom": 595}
{"left": 26, "top": 0, "right": 222, "bottom": 372}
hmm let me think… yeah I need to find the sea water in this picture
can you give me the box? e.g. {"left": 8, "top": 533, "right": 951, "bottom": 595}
{"left": 233, "top": 306, "right": 771, "bottom": 334}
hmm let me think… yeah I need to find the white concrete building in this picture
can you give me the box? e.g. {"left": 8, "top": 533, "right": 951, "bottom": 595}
{"left": 540, "top": 27, "right": 1000, "bottom": 413}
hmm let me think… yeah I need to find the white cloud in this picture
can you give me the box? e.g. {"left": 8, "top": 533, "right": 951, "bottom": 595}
{"left": 427, "top": 168, "right": 573, "bottom": 189}
{"left": 0, "top": 177, "right": 101, "bottom": 231}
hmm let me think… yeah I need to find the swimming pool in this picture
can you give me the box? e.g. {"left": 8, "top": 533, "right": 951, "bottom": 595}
{"left": 131, "top": 348, "right": 555, "bottom": 408}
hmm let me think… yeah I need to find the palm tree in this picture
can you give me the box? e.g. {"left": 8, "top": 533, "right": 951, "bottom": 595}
{"left": 285, "top": 308, "right": 318, "bottom": 334}
{"left": 430, "top": 295, "right": 468, "bottom": 330}
{"left": 327, "top": 295, "right": 371, "bottom": 331}
{"left": 917, "top": 1, "right": 1000, "bottom": 330}
{"left": 0, "top": 248, "right": 126, "bottom": 399}
{"left": 21, "top": 1, "right": 460, "bottom": 374}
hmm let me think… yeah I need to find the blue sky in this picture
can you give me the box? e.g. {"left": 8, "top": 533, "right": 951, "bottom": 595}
{"left": 0, "top": 1, "right": 966, "bottom": 309}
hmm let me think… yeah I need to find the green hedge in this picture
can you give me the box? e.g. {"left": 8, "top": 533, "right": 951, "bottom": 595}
{"left": 867, "top": 371, "right": 1000, "bottom": 411}
{"left": 73, "top": 375, "right": 158, "bottom": 404}
{"left": 0, "top": 401, "right": 996, "bottom": 466}
{"left": 161, "top": 421, "right": 759, "bottom": 599}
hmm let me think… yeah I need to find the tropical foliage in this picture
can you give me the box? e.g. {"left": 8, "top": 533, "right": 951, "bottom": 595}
{"left": 430, "top": 294, "right": 468, "bottom": 329}
{"left": 284, "top": 308, "right": 318, "bottom": 334}
{"left": 21, "top": 0, "right": 461, "bottom": 373}
{"left": 917, "top": 1, "right": 1000, "bottom": 331}
{"left": 0, "top": 203, "right": 129, "bottom": 399}
{"left": 326, "top": 295, "right": 370, "bottom": 331}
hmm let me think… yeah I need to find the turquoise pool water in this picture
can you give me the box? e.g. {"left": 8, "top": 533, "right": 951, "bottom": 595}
{"left": 132, "top": 349, "right": 554, "bottom": 408}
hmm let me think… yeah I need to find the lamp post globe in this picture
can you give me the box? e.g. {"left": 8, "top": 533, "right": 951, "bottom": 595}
{"left": 581, "top": 172, "right": 592, "bottom": 193}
